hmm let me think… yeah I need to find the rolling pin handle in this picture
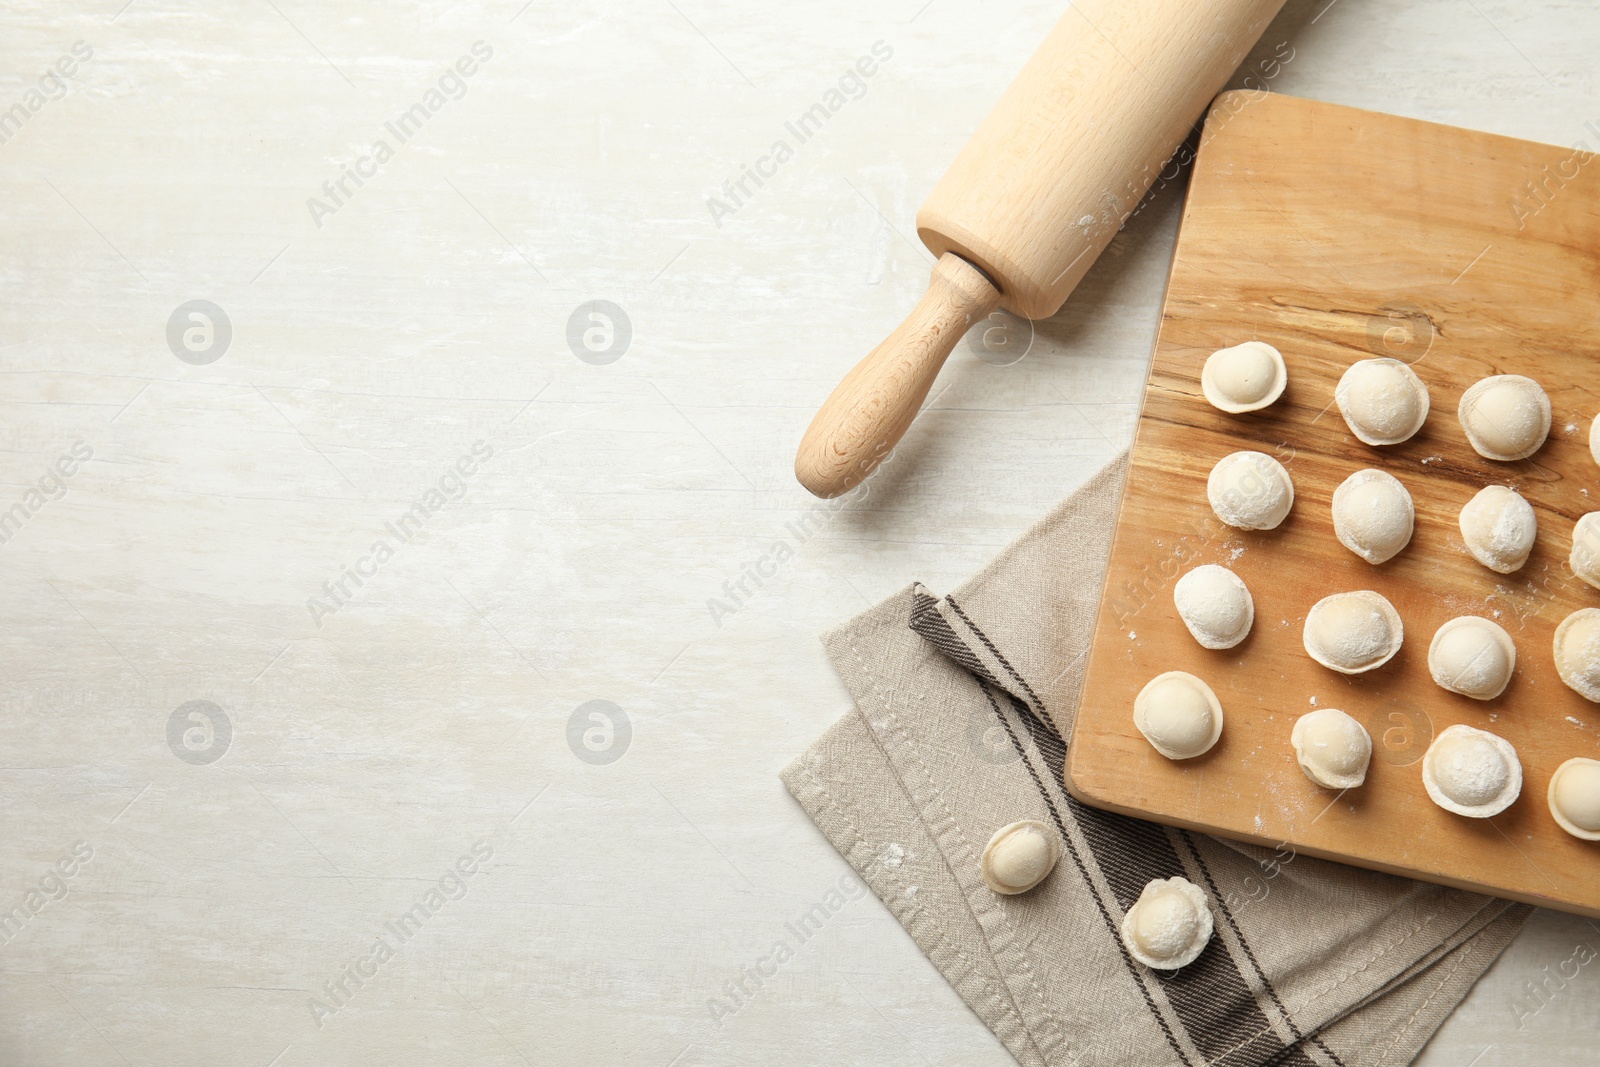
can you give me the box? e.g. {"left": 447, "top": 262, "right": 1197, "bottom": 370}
{"left": 794, "top": 252, "right": 1001, "bottom": 499}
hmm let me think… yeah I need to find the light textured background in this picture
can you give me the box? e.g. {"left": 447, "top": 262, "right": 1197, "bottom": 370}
{"left": 1, "top": 1, "right": 1597, "bottom": 1064}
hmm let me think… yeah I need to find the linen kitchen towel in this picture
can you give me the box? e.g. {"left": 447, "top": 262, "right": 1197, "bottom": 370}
{"left": 783, "top": 454, "right": 1530, "bottom": 1067}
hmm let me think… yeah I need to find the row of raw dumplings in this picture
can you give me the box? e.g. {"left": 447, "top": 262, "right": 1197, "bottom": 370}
{"left": 1177, "top": 567, "right": 1540, "bottom": 692}
{"left": 1133, "top": 659, "right": 1600, "bottom": 838}
{"left": 1203, "top": 342, "right": 1560, "bottom": 461}
{"left": 1208, "top": 448, "right": 1593, "bottom": 581}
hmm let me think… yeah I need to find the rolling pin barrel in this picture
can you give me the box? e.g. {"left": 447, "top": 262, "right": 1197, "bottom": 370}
{"left": 796, "top": 0, "right": 1287, "bottom": 498}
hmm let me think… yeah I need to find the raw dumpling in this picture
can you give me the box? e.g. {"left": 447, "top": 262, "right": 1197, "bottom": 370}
{"left": 1133, "top": 672, "right": 1223, "bottom": 760}
{"left": 1334, "top": 358, "right": 1429, "bottom": 445}
{"left": 1458, "top": 485, "right": 1536, "bottom": 574}
{"left": 1554, "top": 608, "right": 1600, "bottom": 702}
{"left": 1547, "top": 758, "right": 1600, "bottom": 841}
{"left": 1427, "top": 616, "right": 1515, "bottom": 700}
{"left": 1120, "top": 877, "right": 1214, "bottom": 970}
{"left": 1421, "top": 724, "right": 1521, "bottom": 818}
{"left": 1570, "top": 512, "right": 1600, "bottom": 591}
{"left": 1290, "top": 708, "right": 1372, "bottom": 789}
{"left": 1332, "top": 469, "right": 1414, "bottom": 564}
{"left": 980, "top": 820, "right": 1061, "bottom": 894}
{"left": 1173, "top": 565, "right": 1253, "bottom": 649}
{"left": 1207, "top": 451, "right": 1294, "bottom": 530}
{"left": 1302, "top": 590, "right": 1403, "bottom": 674}
{"left": 1201, "top": 341, "right": 1287, "bottom": 413}
{"left": 1458, "top": 374, "right": 1550, "bottom": 461}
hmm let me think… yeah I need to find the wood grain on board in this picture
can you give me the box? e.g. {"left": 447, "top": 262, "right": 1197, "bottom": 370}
{"left": 1069, "top": 91, "right": 1600, "bottom": 916}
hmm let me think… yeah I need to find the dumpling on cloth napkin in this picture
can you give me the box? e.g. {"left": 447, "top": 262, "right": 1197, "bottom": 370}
{"left": 784, "top": 454, "right": 1528, "bottom": 1067}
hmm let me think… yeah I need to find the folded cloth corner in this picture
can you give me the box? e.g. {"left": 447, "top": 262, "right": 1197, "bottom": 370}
{"left": 783, "top": 453, "right": 1528, "bottom": 1067}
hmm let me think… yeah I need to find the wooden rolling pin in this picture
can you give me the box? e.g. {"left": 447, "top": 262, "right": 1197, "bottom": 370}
{"left": 795, "top": 0, "right": 1287, "bottom": 498}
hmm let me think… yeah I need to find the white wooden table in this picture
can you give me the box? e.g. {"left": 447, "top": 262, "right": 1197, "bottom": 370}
{"left": 1, "top": 1, "right": 1596, "bottom": 1063}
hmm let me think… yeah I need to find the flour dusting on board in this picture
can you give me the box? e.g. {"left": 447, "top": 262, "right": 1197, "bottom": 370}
{"left": 1072, "top": 95, "right": 1600, "bottom": 915}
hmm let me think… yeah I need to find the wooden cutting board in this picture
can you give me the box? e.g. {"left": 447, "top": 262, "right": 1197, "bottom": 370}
{"left": 1067, "top": 91, "right": 1600, "bottom": 916}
